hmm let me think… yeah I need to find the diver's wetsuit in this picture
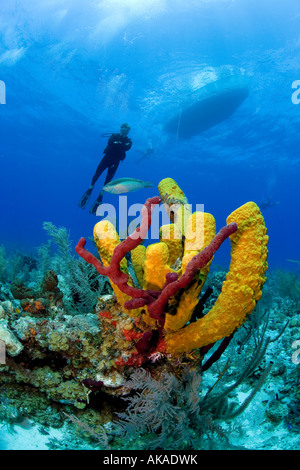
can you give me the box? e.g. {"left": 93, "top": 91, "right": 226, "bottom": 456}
{"left": 78, "top": 132, "right": 132, "bottom": 214}
{"left": 91, "top": 133, "right": 132, "bottom": 187}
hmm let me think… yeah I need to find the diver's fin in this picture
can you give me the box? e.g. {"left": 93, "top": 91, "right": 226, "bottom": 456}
{"left": 89, "top": 192, "right": 104, "bottom": 215}
{"left": 78, "top": 186, "right": 93, "bottom": 209}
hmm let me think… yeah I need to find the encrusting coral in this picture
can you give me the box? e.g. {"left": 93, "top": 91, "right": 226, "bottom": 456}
{"left": 76, "top": 177, "right": 269, "bottom": 365}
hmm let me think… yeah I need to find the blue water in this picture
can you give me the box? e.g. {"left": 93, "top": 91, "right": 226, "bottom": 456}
{"left": 1, "top": 0, "right": 300, "bottom": 270}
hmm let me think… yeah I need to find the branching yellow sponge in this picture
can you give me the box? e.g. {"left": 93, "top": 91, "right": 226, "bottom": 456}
{"left": 143, "top": 242, "right": 174, "bottom": 291}
{"left": 158, "top": 177, "right": 188, "bottom": 206}
{"left": 91, "top": 183, "right": 268, "bottom": 357}
{"left": 182, "top": 212, "right": 216, "bottom": 274}
{"left": 94, "top": 220, "right": 139, "bottom": 317}
{"left": 158, "top": 177, "right": 191, "bottom": 236}
{"left": 131, "top": 245, "right": 146, "bottom": 288}
{"left": 159, "top": 224, "right": 183, "bottom": 269}
{"left": 141, "top": 242, "right": 175, "bottom": 326}
{"left": 165, "top": 201, "right": 268, "bottom": 355}
{"left": 164, "top": 211, "right": 216, "bottom": 331}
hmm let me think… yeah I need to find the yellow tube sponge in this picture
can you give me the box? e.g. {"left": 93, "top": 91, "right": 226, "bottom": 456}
{"left": 182, "top": 212, "right": 216, "bottom": 273}
{"left": 158, "top": 177, "right": 188, "bottom": 206}
{"left": 164, "top": 212, "right": 216, "bottom": 332}
{"left": 94, "top": 220, "right": 122, "bottom": 266}
{"left": 159, "top": 224, "right": 183, "bottom": 269}
{"left": 165, "top": 201, "right": 268, "bottom": 355}
{"left": 143, "top": 242, "right": 174, "bottom": 291}
{"left": 142, "top": 242, "right": 176, "bottom": 327}
{"left": 164, "top": 281, "right": 201, "bottom": 331}
{"left": 131, "top": 245, "right": 146, "bottom": 287}
{"left": 158, "top": 177, "right": 191, "bottom": 236}
{"left": 94, "top": 220, "right": 138, "bottom": 316}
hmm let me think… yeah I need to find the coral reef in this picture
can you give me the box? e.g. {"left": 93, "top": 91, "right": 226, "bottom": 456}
{"left": 0, "top": 268, "right": 299, "bottom": 449}
{"left": 11, "top": 270, "right": 63, "bottom": 315}
{"left": 2, "top": 177, "right": 299, "bottom": 450}
{"left": 0, "top": 294, "right": 135, "bottom": 408}
{"left": 76, "top": 178, "right": 268, "bottom": 365}
{"left": 0, "top": 178, "right": 270, "bottom": 411}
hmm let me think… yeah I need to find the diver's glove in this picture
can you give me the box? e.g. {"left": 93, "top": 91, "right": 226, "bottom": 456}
{"left": 78, "top": 185, "right": 94, "bottom": 209}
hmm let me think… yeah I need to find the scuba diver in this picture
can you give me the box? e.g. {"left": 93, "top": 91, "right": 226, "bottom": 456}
{"left": 259, "top": 196, "right": 280, "bottom": 211}
{"left": 135, "top": 146, "right": 155, "bottom": 163}
{"left": 78, "top": 123, "right": 132, "bottom": 215}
